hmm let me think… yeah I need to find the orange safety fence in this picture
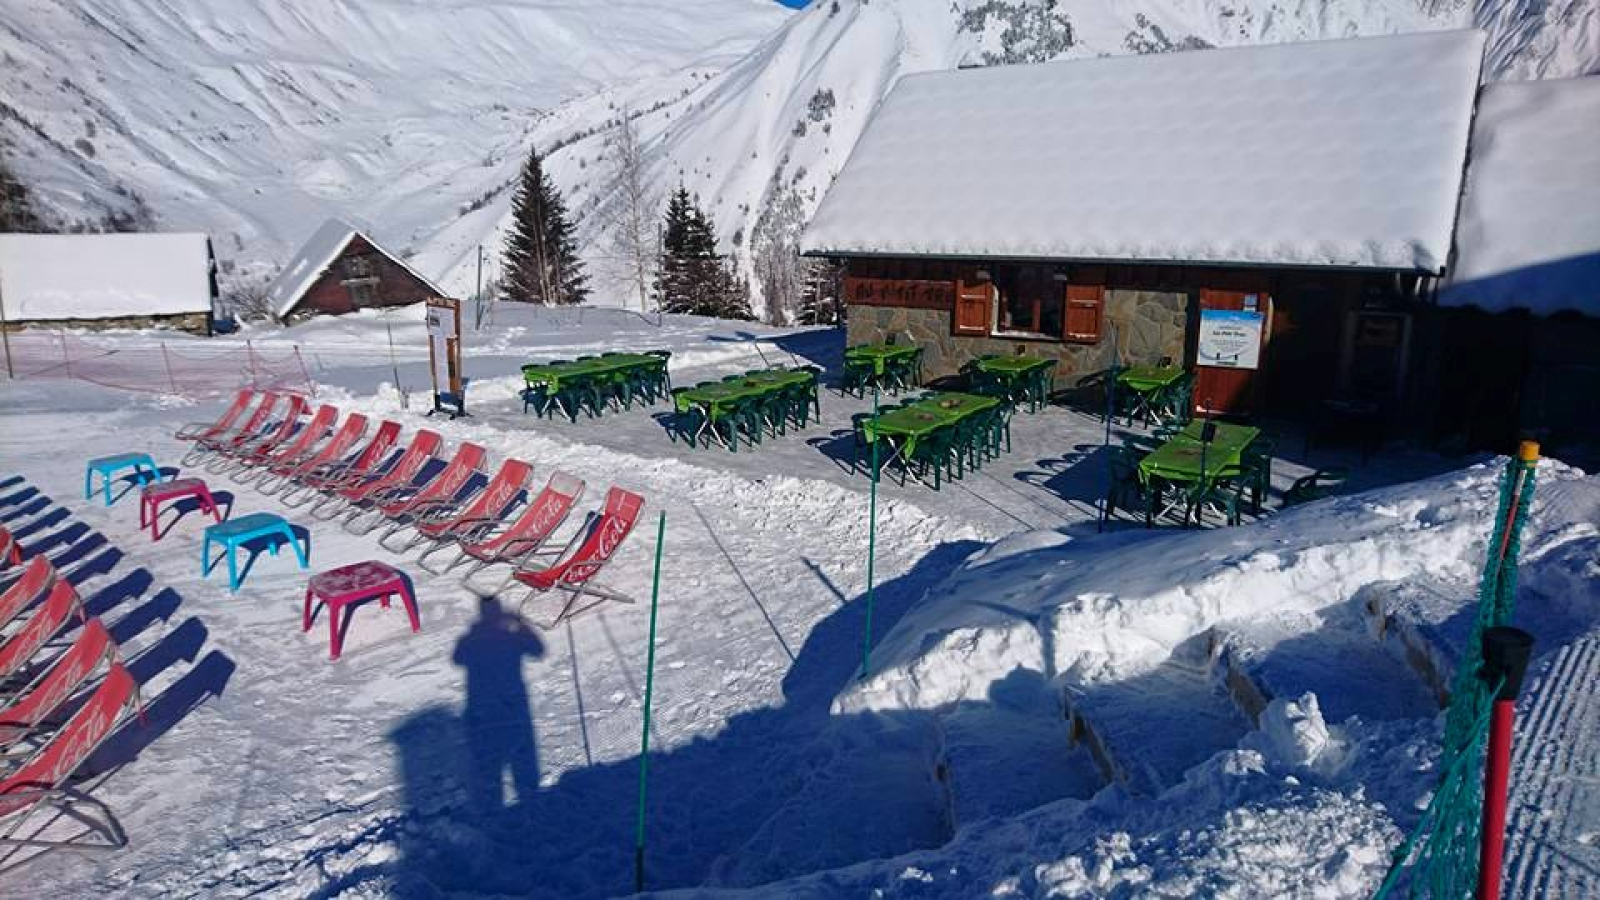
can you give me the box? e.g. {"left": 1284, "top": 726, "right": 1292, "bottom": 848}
{"left": 0, "top": 331, "right": 317, "bottom": 398}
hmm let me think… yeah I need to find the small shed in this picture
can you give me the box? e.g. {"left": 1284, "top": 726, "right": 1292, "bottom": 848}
{"left": 0, "top": 232, "right": 215, "bottom": 335}
{"left": 802, "top": 30, "right": 1486, "bottom": 419}
{"left": 265, "top": 219, "right": 443, "bottom": 322}
{"left": 1427, "top": 75, "right": 1600, "bottom": 458}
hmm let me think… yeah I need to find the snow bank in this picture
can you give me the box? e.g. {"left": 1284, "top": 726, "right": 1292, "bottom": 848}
{"left": 803, "top": 30, "right": 1485, "bottom": 272}
{"left": 1443, "top": 76, "right": 1600, "bottom": 316}
{"left": 0, "top": 233, "right": 213, "bottom": 320}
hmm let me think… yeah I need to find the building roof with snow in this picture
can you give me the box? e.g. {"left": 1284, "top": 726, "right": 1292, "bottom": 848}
{"left": 265, "top": 218, "right": 443, "bottom": 320}
{"left": 802, "top": 30, "right": 1487, "bottom": 273}
{"left": 1442, "top": 76, "right": 1600, "bottom": 316}
{"left": 0, "top": 232, "right": 214, "bottom": 321}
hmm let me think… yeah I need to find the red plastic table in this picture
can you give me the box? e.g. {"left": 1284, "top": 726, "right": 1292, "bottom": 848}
{"left": 138, "top": 477, "right": 222, "bottom": 541}
{"left": 302, "top": 561, "right": 420, "bottom": 660}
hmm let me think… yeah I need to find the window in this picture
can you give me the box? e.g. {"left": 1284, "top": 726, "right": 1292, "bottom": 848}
{"left": 342, "top": 253, "right": 375, "bottom": 279}
{"left": 991, "top": 266, "right": 1062, "bottom": 339}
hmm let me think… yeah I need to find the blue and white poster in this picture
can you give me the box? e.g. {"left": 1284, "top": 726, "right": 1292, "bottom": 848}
{"left": 1197, "top": 309, "right": 1264, "bottom": 370}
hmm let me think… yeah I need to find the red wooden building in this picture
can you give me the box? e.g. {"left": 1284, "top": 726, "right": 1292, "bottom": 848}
{"left": 265, "top": 219, "right": 444, "bottom": 322}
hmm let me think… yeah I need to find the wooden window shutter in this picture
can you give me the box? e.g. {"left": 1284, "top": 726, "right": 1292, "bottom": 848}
{"left": 953, "top": 279, "right": 991, "bottom": 336}
{"left": 1063, "top": 284, "right": 1104, "bottom": 344}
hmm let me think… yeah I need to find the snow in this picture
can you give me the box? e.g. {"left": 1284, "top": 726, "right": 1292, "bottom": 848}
{"left": 10, "top": 1, "right": 1590, "bottom": 318}
{"left": 1442, "top": 76, "right": 1600, "bottom": 316}
{"left": 262, "top": 219, "right": 444, "bottom": 320}
{"left": 5, "top": 304, "right": 1598, "bottom": 897}
{"left": 801, "top": 30, "right": 1486, "bottom": 272}
{"left": 0, "top": 233, "right": 213, "bottom": 320}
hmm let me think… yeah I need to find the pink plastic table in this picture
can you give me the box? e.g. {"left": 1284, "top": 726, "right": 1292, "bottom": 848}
{"left": 138, "top": 477, "right": 222, "bottom": 541}
{"left": 302, "top": 561, "right": 420, "bottom": 660}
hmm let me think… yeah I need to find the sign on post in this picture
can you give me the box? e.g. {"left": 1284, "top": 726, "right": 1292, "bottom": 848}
{"left": 425, "top": 296, "right": 466, "bottom": 418}
{"left": 1196, "top": 308, "right": 1264, "bottom": 370}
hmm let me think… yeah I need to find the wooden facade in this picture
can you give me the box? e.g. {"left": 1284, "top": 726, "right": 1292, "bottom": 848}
{"left": 842, "top": 255, "right": 1427, "bottom": 421}
{"left": 282, "top": 235, "right": 437, "bottom": 321}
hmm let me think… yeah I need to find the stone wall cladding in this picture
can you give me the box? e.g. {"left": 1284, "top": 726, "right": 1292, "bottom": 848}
{"left": 847, "top": 289, "right": 1188, "bottom": 382}
{"left": 6, "top": 312, "right": 211, "bottom": 336}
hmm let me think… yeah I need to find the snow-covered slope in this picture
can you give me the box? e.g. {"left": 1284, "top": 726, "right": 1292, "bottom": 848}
{"left": 6, "top": 1, "right": 1596, "bottom": 317}
{"left": 0, "top": 0, "right": 788, "bottom": 277}
{"left": 456, "top": 0, "right": 1599, "bottom": 318}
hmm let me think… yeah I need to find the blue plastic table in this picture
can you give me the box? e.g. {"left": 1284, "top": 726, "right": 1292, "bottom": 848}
{"left": 202, "top": 512, "right": 308, "bottom": 591}
{"left": 84, "top": 452, "right": 162, "bottom": 506}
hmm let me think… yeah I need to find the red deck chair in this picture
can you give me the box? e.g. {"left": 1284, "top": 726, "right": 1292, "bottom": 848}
{"left": 174, "top": 388, "right": 252, "bottom": 442}
{"left": 182, "top": 391, "right": 280, "bottom": 466}
{"left": 209, "top": 394, "right": 310, "bottom": 475}
{"left": 346, "top": 442, "right": 486, "bottom": 536}
{"left": 311, "top": 429, "right": 442, "bottom": 520}
{"left": 0, "top": 525, "right": 21, "bottom": 569}
{"left": 257, "top": 412, "right": 368, "bottom": 496}
{"left": 512, "top": 487, "right": 645, "bottom": 628}
{"left": 232, "top": 403, "right": 338, "bottom": 485}
{"left": 0, "top": 618, "right": 118, "bottom": 752}
{"left": 425, "top": 471, "right": 585, "bottom": 577}
{"left": 283, "top": 420, "right": 400, "bottom": 508}
{"left": 0, "top": 582, "right": 87, "bottom": 688}
{"left": 387, "top": 458, "right": 533, "bottom": 554}
{"left": 0, "top": 558, "right": 56, "bottom": 634}
{"left": 0, "top": 664, "right": 141, "bottom": 852}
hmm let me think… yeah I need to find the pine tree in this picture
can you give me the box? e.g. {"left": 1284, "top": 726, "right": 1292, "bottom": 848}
{"left": 501, "top": 145, "right": 587, "bottom": 305}
{"left": 0, "top": 154, "right": 46, "bottom": 233}
{"left": 652, "top": 186, "right": 752, "bottom": 320}
{"left": 652, "top": 185, "right": 697, "bottom": 313}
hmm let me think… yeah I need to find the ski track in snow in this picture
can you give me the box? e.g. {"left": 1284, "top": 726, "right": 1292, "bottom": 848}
{"left": 1505, "top": 630, "right": 1600, "bottom": 898}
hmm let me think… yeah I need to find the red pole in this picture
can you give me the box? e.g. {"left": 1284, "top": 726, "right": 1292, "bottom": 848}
{"left": 1477, "top": 626, "right": 1534, "bottom": 900}
{"left": 1478, "top": 698, "right": 1516, "bottom": 900}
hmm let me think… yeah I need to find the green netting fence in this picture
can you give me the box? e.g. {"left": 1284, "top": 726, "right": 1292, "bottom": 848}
{"left": 1375, "top": 445, "right": 1539, "bottom": 898}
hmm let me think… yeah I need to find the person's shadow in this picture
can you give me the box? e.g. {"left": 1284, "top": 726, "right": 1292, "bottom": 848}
{"left": 452, "top": 595, "right": 545, "bottom": 820}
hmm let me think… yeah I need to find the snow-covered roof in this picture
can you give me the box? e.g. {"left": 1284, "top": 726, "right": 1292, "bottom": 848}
{"left": 0, "top": 232, "right": 213, "bottom": 321}
{"left": 1442, "top": 76, "right": 1600, "bottom": 316}
{"left": 802, "top": 30, "right": 1487, "bottom": 273}
{"left": 265, "top": 218, "right": 443, "bottom": 319}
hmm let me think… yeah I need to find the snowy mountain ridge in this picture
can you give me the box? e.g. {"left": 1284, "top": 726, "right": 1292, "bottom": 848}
{"left": 0, "top": 0, "right": 788, "bottom": 279}
{"left": 3, "top": 0, "right": 1596, "bottom": 319}
{"left": 540, "top": 0, "right": 1597, "bottom": 319}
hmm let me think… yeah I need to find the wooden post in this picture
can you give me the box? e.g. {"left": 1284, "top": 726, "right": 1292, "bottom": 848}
{"left": 161, "top": 342, "right": 179, "bottom": 394}
{"left": 0, "top": 275, "right": 14, "bottom": 379}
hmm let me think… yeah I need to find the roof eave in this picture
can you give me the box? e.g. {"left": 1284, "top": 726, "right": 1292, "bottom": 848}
{"left": 801, "top": 247, "right": 1444, "bottom": 277}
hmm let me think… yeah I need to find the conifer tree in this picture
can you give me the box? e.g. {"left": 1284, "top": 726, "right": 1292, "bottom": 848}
{"left": 502, "top": 145, "right": 587, "bottom": 305}
{"left": 0, "top": 154, "right": 45, "bottom": 233}
{"left": 652, "top": 185, "right": 752, "bottom": 320}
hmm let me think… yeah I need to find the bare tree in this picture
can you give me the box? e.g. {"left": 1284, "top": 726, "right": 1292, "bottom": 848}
{"left": 605, "top": 110, "right": 658, "bottom": 312}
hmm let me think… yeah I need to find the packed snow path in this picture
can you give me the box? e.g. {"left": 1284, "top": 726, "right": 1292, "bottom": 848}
{"left": 3, "top": 308, "right": 1594, "bottom": 898}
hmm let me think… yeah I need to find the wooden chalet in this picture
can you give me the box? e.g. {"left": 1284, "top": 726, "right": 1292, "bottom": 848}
{"left": 265, "top": 219, "right": 443, "bottom": 322}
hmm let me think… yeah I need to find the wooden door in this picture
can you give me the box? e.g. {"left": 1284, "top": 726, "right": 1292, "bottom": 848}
{"left": 1194, "top": 288, "right": 1270, "bottom": 416}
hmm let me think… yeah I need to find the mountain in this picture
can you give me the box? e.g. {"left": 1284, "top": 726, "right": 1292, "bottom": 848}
{"left": 4, "top": 0, "right": 1595, "bottom": 317}
{"left": 0, "top": 0, "right": 789, "bottom": 282}
{"left": 509, "top": 0, "right": 1597, "bottom": 320}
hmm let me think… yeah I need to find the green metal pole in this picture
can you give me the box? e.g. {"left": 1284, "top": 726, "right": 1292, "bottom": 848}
{"left": 861, "top": 385, "right": 880, "bottom": 680}
{"left": 634, "top": 511, "right": 667, "bottom": 893}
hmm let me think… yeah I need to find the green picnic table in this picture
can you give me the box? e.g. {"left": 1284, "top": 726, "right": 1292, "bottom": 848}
{"left": 521, "top": 354, "right": 661, "bottom": 392}
{"left": 974, "top": 355, "right": 1056, "bottom": 412}
{"left": 674, "top": 369, "right": 814, "bottom": 418}
{"left": 865, "top": 391, "right": 999, "bottom": 457}
{"left": 1117, "top": 365, "right": 1183, "bottom": 393}
{"left": 845, "top": 343, "right": 919, "bottom": 376}
{"left": 1117, "top": 364, "right": 1185, "bottom": 425}
{"left": 1137, "top": 420, "right": 1260, "bottom": 485}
